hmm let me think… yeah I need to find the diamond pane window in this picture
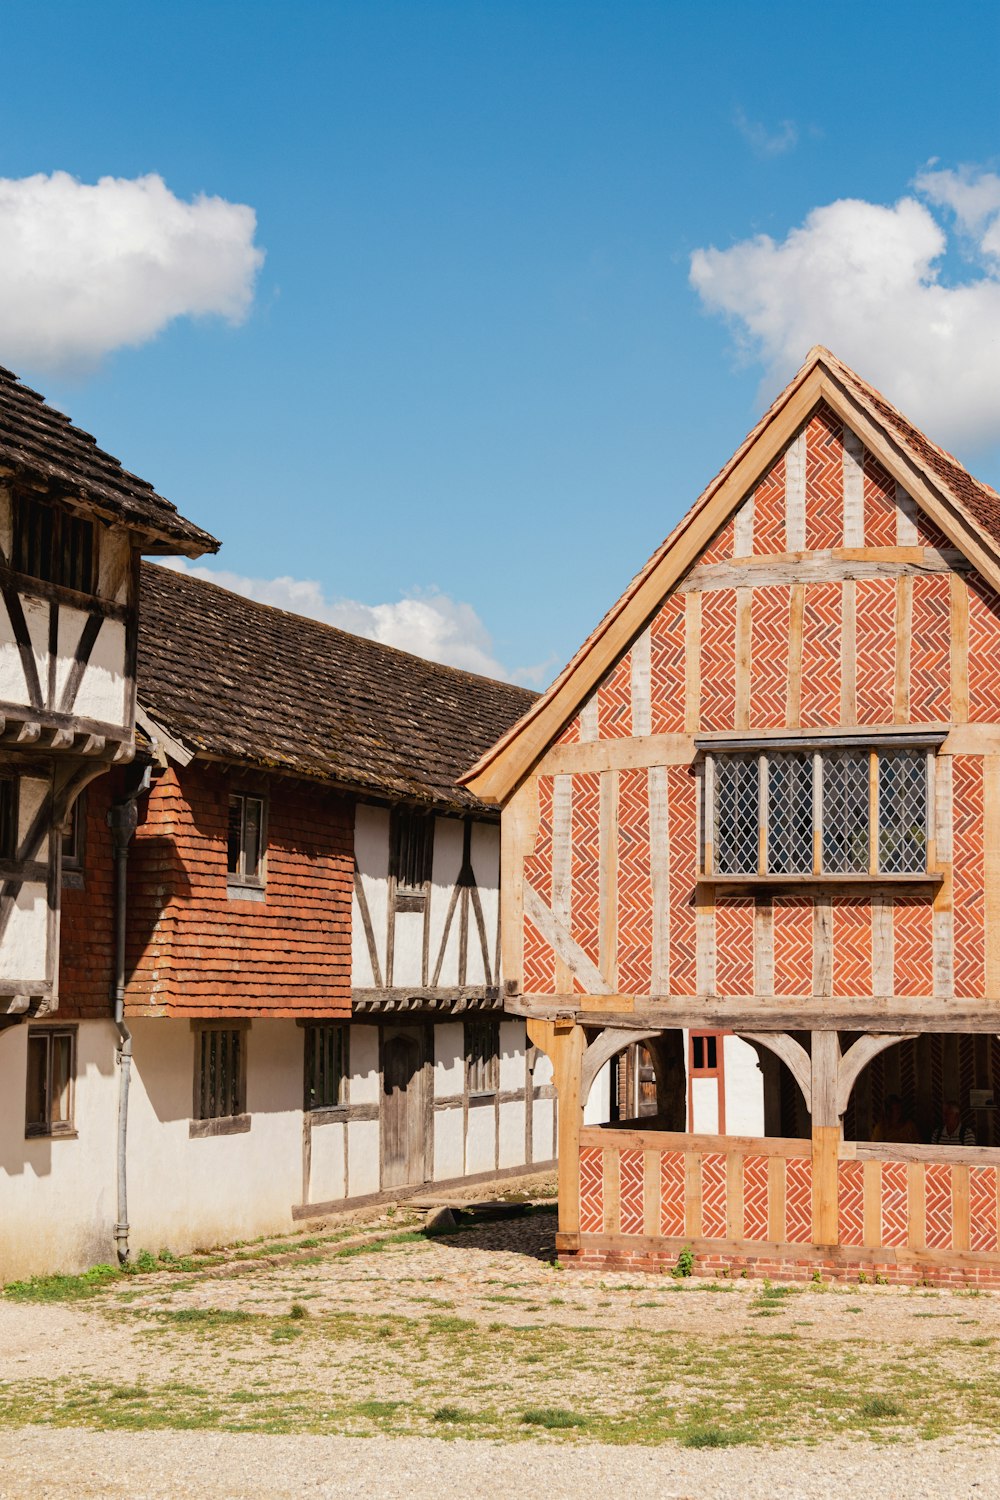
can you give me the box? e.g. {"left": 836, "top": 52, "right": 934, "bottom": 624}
{"left": 714, "top": 756, "right": 759, "bottom": 874}
{"left": 823, "top": 752, "right": 870, "bottom": 874}
{"left": 767, "top": 753, "right": 814, "bottom": 874}
{"left": 878, "top": 750, "right": 927, "bottom": 874}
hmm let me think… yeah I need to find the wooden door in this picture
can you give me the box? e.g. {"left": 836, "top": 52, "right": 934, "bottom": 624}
{"left": 381, "top": 1029, "right": 424, "bottom": 1190}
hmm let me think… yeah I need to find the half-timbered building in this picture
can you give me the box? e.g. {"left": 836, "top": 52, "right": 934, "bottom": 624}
{"left": 464, "top": 347, "right": 1000, "bottom": 1286}
{"left": 3, "top": 562, "right": 550, "bottom": 1275}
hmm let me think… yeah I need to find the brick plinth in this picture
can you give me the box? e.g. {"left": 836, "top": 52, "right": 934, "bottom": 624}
{"left": 560, "top": 1246, "right": 1000, "bottom": 1290}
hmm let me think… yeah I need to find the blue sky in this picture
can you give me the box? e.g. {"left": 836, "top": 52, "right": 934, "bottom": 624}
{"left": 2, "top": 1, "right": 999, "bottom": 683}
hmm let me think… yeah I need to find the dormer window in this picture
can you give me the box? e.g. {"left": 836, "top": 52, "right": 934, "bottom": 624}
{"left": 701, "top": 736, "right": 940, "bottom": 882}
{"left": 13, "top": 495, "right": 96, "bottom": 594}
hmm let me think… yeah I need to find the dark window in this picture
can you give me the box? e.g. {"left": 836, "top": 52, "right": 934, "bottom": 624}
{"left": 690, "top": 1033, "right": 719, "bottom": 1073}
{"left": 466, "top": 1019, "right": 499, "bottom": 1096}
{"left": 0, "top": 778, "right": 17, "bottom": 861}
{"left": 195, "top": 1027, "right": 245, "bottom": 1120}
{"left": 61, "top": 794, "right": 84, "bottom": 871}
{"left": 710, "top": 747, "right": 928, "bottom": 877}
{"left": 25, "top": 1028, "right": 75, "bottom": 1136}
{"left": 390, "top": 808, "right": 433, "bottom": 894}
{"left": 304, "top": 1023, "right": 349, "bottom": 1110}
{"left": 14, "top": 496, "right": 96, "bottom": 594}
{"left": 227, "top": 794, "right": 266, "bottom": 885}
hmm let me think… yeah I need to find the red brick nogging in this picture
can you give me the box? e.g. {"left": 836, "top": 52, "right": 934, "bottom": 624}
{"left": 560, "top": 1248, "right": 1000, "bottom": 1290}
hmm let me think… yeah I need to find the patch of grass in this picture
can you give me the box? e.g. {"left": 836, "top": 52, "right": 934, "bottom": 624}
{"left": 433, "top": 1405, "right": 488, "bottom": 1424}
{"left": 860, "top": 1395, "right": 904, "bottom": 1419}
{"left": 521, "top": 1407, "right": 587, "bottom": 1430}
{"left": 681, "top": 1424, "right": 753, "bottom": 1449}
{"left": 3, "top": 1263, "right": 120, "bottom": 1303}
{"left": 289, "top": 1303, "right": 309, "bottom": 1320}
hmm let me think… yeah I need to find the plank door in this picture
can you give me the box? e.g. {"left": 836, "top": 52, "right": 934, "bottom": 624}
{"left": 381, "top": 1028, "right": 425, "bottom": 1190}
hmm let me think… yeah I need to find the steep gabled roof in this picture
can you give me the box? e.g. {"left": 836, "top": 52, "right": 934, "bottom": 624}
{"left": 461, "top": 346, "right": 1000, "bottom": 804}
{"left": 0, "top": 366, "right": 218, "bottom": 556}
{"left": 136, "top": 562, "right": 537, "bottom": 814}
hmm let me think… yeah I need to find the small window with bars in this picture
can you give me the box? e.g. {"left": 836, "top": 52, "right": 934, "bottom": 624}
{"left": 706, "top": 745, "right": 931, "bottom": 878}
{"left": 194, "top": 1026, "right": 246, "bottom": 1121}
{"left": 689, "top": 1032, "right": 720, "bottom": 1075}
{"left": 61, "top": 793, "right": 84, "bottom": 873}
{"left": 25, "top": 1027, "right": 76, "bottom": 1137}
{"left": 465, "top": 1019, "right": 499, "bottom": 1096}
{"left": 390, "top": 808, "right": 433, "bottom": 901}
{"left": 304, "top": 1023, "right": 349, "bottom": 1111}
{"left": 13, "top": 495, "right": 96, "bottom": 594}
{"left": 227, "top": 793, "right": 266, "bottom": 887}
{"left": 0, "top": 777, "right": 17, "bottom": 862}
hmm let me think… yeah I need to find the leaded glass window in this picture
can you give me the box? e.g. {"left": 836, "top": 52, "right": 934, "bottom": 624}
{"left": 767, "top": 753, "right": 813, "bottom": 874}
{"left": 714, "top": 756, "right": 759, "bottom": 874}
{"left": 822, "top": 751, "right": 870, "bottom": 874}
{"left": 878, "top": 750, "right": 928, "bottom": 874}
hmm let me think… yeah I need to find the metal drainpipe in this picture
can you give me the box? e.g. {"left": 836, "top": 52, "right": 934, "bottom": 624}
{"left": 107, "top": 767, "right": 149, "bottom": 1265}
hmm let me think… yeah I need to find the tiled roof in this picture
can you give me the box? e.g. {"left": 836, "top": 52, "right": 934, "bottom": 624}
{"left": 0, "top": 366, "right": 218, "bottom": 555}
{"left": 137, "top": 562, "right": 537, "bottom": 813}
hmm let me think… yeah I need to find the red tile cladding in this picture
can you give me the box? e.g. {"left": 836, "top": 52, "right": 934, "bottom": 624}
{"left": 805, "top": 405, "right": 844, "bottom": 550}
{"left": 699, "top": 588, "right": 737, "bottom": 731}
{"left": 952, "top": 756, "right": 985, "bottom": 999}
{"left": 753, "top": 454, "right": 785, "bottom": 555}
{"left": 773, "top": 897, "right": 813, "bottom": 996}
{"left": 749, "top": 586, "right": 790, "bottom": 730}
{"left": 863, "top": 450, "right": 898, "bottom": 547}
{"left": 63, "top": 762, "right": 353, "bottom": 1021}
{"left": 855, "top": 577, "right": 897, "bottom": 725}
{"left": 799, "top": 583, "right": 841, "bottom": 727}
{"left": 617, "top": 769, "right": 652, "bottom": 995}
{"left": 909, "top": 574, "right": 951, "bottom": 722}
{"left": 649, "top": 596, "right": 687, "bottom": 736}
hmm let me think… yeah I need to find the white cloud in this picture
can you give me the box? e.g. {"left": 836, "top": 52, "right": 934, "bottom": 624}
{"left": 0, "top": 171, "right": 264, "bottom": 373}
{"left": 159, "top": 559, "right": 549, "bottom": 687}
{"left": 733, "top": 107, "right": 798, "bottom": 158}
{"left": 690, "top": 165, "right": 1000, "bottom": 449}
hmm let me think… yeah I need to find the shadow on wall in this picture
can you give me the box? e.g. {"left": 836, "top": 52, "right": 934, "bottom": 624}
{"left": 0, "top": 1020, "right": 115, "bottom": 1180}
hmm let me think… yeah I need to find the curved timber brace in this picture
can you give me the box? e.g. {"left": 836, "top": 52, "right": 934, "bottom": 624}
{"left": 738, "top": 1030, "right": 910, "bottom": 1127}
{"left": 580, "top": 1027, "right": 663, "bottom": 1108}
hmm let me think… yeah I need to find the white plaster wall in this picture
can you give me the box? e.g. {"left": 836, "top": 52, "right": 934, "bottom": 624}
{"left": 533, "top": 1050, "right": 553, "bottom": 1089}
{"left": 352, "top": 805, "right": 389, "bottom": 987}
{"left": 349, "top": 1025, "right": 379, "bottom": 1105}
{"left": 583, "top": 1061, "right": 612, "bottom": 1125}
{"left": 347, "top": 1117, "right": 380, "bottom": 1196}
{"left": 0, "top": 595, "right": 25, "bottom": 704}
{"left": 723, "top": 1035, "right": 765, "bottom": 1136}
{"left": 465, "top": 1100, "right": 495, "bottom": 1175}
{"left": 433, "top": 1105, "right": 464, "bottom": 1180}
{"left": 428, "top": 818, "right": 463, "bottom": 986}
{"left": 498, "top": 1099, "right": 525, "bottom": 1168}
{"left": 499, "top": 1019, "right": 524, "bottom": 1092}
{"left": 434, "top": 1021, "right": 463, "bottom": 1098}
{"left": 392, "top": 909, "right": 423, "bottom": 987}
{"left": 533, "top": 1097, "right": 555, "bottom": 1163}
{"left": 469, "top": 822, "right": 500, "bottom": 985}
{"left": 19, "top": 776, "right": 49, "bottom": 861}
{"left": 0, "top": 882, "right": 48, "bottom": 981}
{"left": 691, "top": 1076, "right": 719, "bottom": 1134}
{"left": 309, "top": 1118, "right": 346, "bottom": 1204}
{"left": 70, "top": 617, "right": 128, "bottom": 729}
{"left": 22, "top": 594, "right": 48, "bottom": 700}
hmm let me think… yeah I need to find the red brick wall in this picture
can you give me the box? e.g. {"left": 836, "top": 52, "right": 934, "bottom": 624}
{"left": 60, "top": 761, "right": 352, "bottom": 1020}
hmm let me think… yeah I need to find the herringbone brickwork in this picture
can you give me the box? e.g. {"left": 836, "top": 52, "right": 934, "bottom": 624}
{"left": 784, "top": 1156, "right": 813, "bottom": 1243}
{"left": 893, "top": 898, "right": 934, "bottom": 996}
{"left": 967, "top": 576, "right": 1000, "bottom": 722}
{"left": 701, "top": 517, "right": 735, "bottom": 565}
{"left": 970, "top": 1166, "right": 999, "bottom": 1252}
{"left": 915, "top": 510, "right": 950, "bottom": 550}
{"left": 617, "top": 768, "right": 652, "bottom": 994}
{"left": 597, "top": 652, "right": 633, "bottom": 740}
{"left": 570, "top": 771, "right": 601, "bottom": 974}
{"left": 700, "top": 587, "right": 737, "bottom": 730}
{"left": 753, "top": 454, "right": 786, "bottom": 554}
{"left": 855, "top": 576, "right": 897, "bottom": 725}
{"left": 522, "top": 776, "right": 554, "bottom": 992}
{"left": 660, "top": 1150, "right": 686, "bottom": 1237}
{"left": 701, "top": 1153, "right": 728, "bottom": 1239}
{"left": 773, "top": 897, "right": 814, "bottom": 996}
{"left": 833, "top": 897, "right": 873, "bottom": 997}
{"left": 952, "top": 756, "right": 985, "bottom": 999}
{"left": 800, "top": 583, "right": 841, "bottom": 726}
{"left": 522, "top": 915, "right": 554, "bottom": 993}
{"left": 667, "top": 766, "right": 698, "bottom": 995}
{"left": 910, "top": 574, "right": 952, "bottom": 721}
{"left": 805, "top": 405, "right": 844, "bottom": 550}
{"left": 579, "top": 1148, "right": 604, "bottom": 1234}
{"left": 838, "top": 1160, "right": 865, "bottom": 1246}
{"left": 880, "top": 1160, "right": 909, "bottom": 1248}
{"left": 863, "top": 450, "right": 898, "bottom": 546}
{"left": 715, "top": 897, "right": 755, "bottom": 995}
{"left": 555, "top": 713, "right": 579, "bottom": 745}
{"left": 619, "top": 1149, "right": 645, "bottom": 1236}
{"left": 924, "top": 1162, "right": 953, "bottom": 1249}
{"left": 749, "top": 585, "right": 790, "bottom": 729}
{"left": 742, "top": 1154, "right": 770, "bottom": 1241}
{"left": 649, "top": 595, "right": 687, "bottom": 735}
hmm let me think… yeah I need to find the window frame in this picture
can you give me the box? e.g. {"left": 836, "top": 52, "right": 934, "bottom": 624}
{"left": 12, "top": 493, "right": 98, "bottom": 596}
{"left": 303, "top": 1022, "right": 350, "bottom": 1112}
{"left": 227, "top": 792, "right": 267, "bottom": 893}
{"left": 687, "top": 1029, "right": 726, "bottom": 1134}
{"left": 61, "top": 792, "right": 85, "bottom": 880}
{"left": 190, "top": 1021, "right": 249, "bottom": 1135}
{"left": 0, "top": 775, "right": 18, "bottom": 865}
{"left": 390, "top": 807, "right": 434, "bottom": 910}
{"left": 465, "top": 1018, "right": 500, "bottom": 1098}
{"left": 699, "top": 734, "right": 943, "bottom": 885}
{"left": 25, "top": 1026, "right": 76, "bottom": 1139}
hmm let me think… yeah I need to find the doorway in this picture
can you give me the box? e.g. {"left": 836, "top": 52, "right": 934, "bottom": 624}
{"left": 381, "top": 1028, "right": 425, "bottom": 1190}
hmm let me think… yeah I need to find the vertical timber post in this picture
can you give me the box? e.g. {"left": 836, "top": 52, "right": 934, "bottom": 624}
{"left": 528, "top": 1016, "right": 586, "bottom": 1250}
{"left": 811, "top": 1030, "right": 842, "bottom": 1246}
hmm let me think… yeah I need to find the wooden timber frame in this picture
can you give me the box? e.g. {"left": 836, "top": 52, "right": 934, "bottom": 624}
{"left": 463, "top": 346, "right": 1000, "bottom": 1284}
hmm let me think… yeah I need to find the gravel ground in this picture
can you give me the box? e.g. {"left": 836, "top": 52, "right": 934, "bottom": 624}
{"left": 0, "top": 1428, "right": 998, "bottom": 1499}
